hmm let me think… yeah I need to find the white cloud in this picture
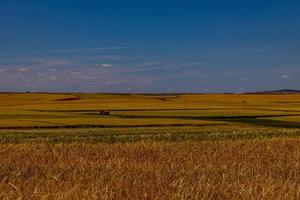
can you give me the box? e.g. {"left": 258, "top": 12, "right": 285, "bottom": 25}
{"left": 70, "top": 71, "right": 81, "bottom": 75}
{"left": 48, "top": 68, "right": 57, "bottom": 72}
{"left": 37, "top": 73, "right": 46, "bottom": 76}
{"left": 18, "top": 68, "right": 28, "bottom": 72}
{"left": 239, "top": 77, "right": 251, "bottom": 81}
{"left": 95, "top": 63, "right": 114, "bottom": 68}
{"left": 0, "top": 46, "right": 126, "bottom": 56}
{"left": 281, "top": 75, "right": 290, "bottom": 79}
{"left": 48, "top": 75, "right": 58, "bottom": 82}
{"left": 43, "top": 47, "right": 125, "bottom": 53}
{"left": 0, "top": 68, "right": 6, "bottom": 72}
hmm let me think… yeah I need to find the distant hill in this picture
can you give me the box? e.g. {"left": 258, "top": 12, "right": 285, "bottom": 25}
{"left": 247, "top": 89, "right": 300, "bottom": 94}
{"left": 1, "top": 90, "right": 300, "bottom": 95}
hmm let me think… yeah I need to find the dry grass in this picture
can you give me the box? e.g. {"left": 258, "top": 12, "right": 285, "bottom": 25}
{"left": 1, "top": 138, "right": 300, "bottom": 199}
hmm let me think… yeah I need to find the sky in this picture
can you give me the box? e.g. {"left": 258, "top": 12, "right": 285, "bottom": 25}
{"left": 0, "top": 0, "right": 299, "bottom": 93}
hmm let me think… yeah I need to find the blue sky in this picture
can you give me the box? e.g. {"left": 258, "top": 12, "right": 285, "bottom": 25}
{"left": 0, "top": 0, "right": 299, "bottom": 93}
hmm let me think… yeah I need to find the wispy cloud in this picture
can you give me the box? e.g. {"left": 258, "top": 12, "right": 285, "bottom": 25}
{"left": 40, "top": 47, "right": 126, "bottom": 53}
{"left": 281, "top": 74, "right": 290, "bottom": 79}
{"left": 18, "top": 68, "right": 29, "bottom": 72}
{"left": 48, "top": 68, "right": 57, "bottom": 72}
{"left": 47, "top": 75, "right": 58, "bottom": 82}
{"left": 79, "top": 55, "right": 141, "bottom": 61}
{"left": 31, "top": 58, "right": 71, "bottom": 66}
{"left": 95, "top": 63, "right": 114, "bottom": 68}
{"left": 70, "top": 71, "right": 82, "bottom": 75}
{"left": 0, "top": 46, "right": 126, "bottom": 56}
{"left": 37, "top": 72, "right": 46, "bottom": 76}
{"left": 240, "top": 77, "right": 251, "bottom": 81}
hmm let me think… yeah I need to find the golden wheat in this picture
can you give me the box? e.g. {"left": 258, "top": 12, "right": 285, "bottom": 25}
{"left": 0, "top": 138, "right": 299, "bottom": 199}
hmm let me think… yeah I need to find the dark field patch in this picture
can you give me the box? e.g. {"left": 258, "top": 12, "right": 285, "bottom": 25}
{"left": 28, "top": 108, "right": 300, "bottom": 129}
{"left": 0, "top": 123, "right": 227, "bottom": 130}
{"left": 54, "top": 96, "right": 81, "bottom": 101}
{"left": 113, "top": 114, "right": 300, "bottom": 128}
{"left": 32, "top": 107, "right": 300, "bottom": 113}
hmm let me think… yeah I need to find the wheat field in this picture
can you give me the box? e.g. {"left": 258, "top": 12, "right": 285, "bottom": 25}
{"left": 1, "top": 93, "right": 300, "bottom": 199}
{"left": 1, "top": 139, "right": 300, "bottom": 199}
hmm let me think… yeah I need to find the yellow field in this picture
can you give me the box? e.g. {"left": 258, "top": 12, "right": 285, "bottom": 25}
{"left": 1, "top": 93, "right": 300, "bottom": 199}
{"left": 1, "top": 93, "right": 300, "bottom": 129}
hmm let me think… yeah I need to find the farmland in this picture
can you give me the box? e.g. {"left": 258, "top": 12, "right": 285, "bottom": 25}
{"left": 2, "top": 93, "right": 300, "bottom": 141}
{"left": 1, "top": 93, "right": 300, "bottom": 199}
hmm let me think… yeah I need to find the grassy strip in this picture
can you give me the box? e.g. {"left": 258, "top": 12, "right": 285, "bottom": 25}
{"left": 0, "top": 128, "right": 299, "bottom": 144}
